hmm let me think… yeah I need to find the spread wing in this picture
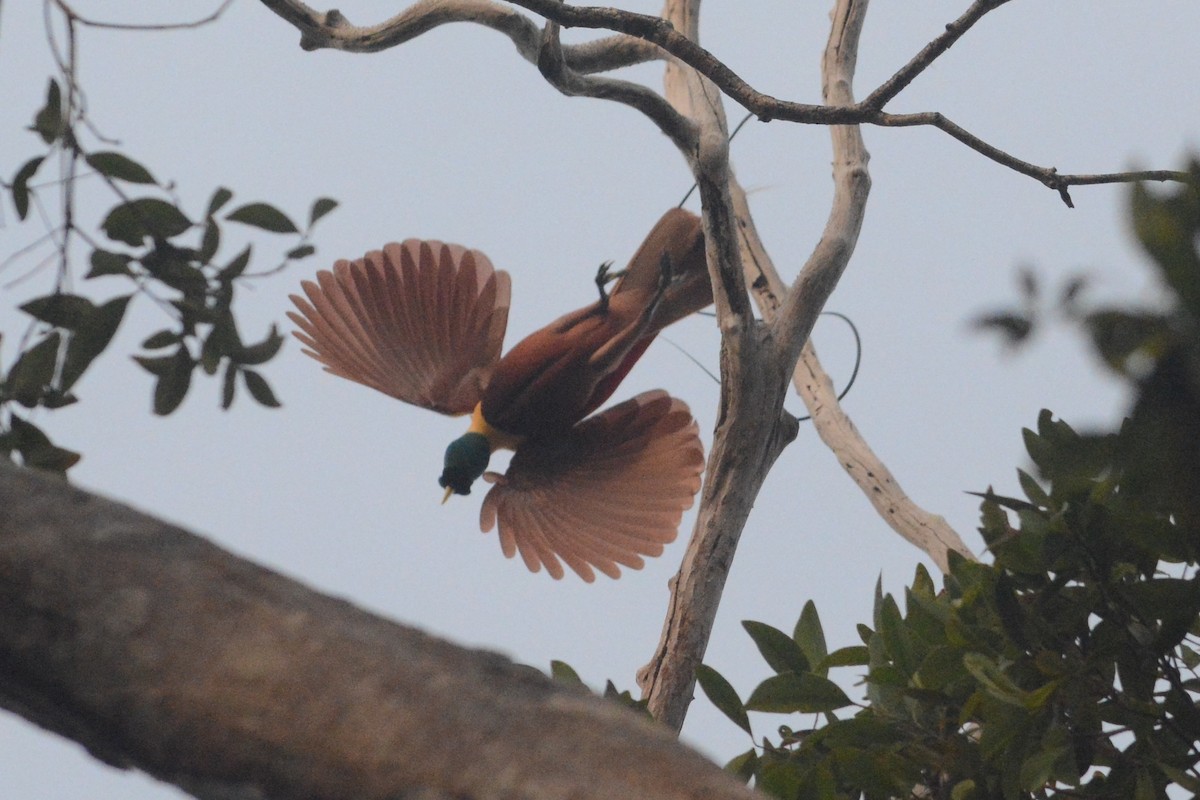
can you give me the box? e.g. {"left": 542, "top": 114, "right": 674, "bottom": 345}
{"left": 479, "top": 390, "right": 704, "bottom": 582}
{"left": 288, "top": 240, "right": 510, "bottom": 416}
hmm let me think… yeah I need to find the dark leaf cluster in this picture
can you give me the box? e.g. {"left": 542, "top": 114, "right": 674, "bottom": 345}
{"left": 2, "top": 79, "right": 338, "bottom": 474}
{"left": 697, "top": 170, "right": 1200, "bottom": 799}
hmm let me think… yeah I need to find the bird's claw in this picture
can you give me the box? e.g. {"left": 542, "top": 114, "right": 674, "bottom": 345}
{"left": 595, "top": 260, "right": 625, "bottom": 312}
{"left": 656, "top": 252, "right": 674, "bottom": 297}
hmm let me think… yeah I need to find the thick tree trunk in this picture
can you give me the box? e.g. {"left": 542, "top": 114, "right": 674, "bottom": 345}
{"left": 0, "top": 461, "right": 757, "bottom": 800}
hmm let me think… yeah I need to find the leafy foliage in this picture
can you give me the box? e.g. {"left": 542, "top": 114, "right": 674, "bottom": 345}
{"left": 1, "top": 76, "right": 337, "bottom": 474}
{"left": 699, "top": 170, "right": 1200, "bottom": 799}
{"left": 548, "top": 660, "right": 651, "bottom": 716}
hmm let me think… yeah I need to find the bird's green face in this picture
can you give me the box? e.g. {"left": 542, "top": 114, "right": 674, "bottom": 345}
{"left": 439, "top": 432, "right": 491, "bottom": 497}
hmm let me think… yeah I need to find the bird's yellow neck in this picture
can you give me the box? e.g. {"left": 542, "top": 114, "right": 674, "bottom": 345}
{"left": 467, "top": 403, "right": 524, "bottom": 452}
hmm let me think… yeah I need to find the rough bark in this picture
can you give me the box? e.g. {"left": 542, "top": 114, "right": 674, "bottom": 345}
{"left": 0, "top": 461, "right": 758, "bottom": 800}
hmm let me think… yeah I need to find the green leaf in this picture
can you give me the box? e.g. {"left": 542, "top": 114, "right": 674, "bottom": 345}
{"left": 600, "top": 680, "right": 646, "bottom": 713}
{"left": 32, "top": 79, "right": 63, "bottom": 144}
{"left": 207, "top": 187, "right": 233, "bottom": 216}
{"left": 149, "top": 347, "right": 195, "bottom": 415}
{"left": 1018, "top": 726, "right": 1074, "bottom": 791}
{"left": 226, "top": 202, "right": 298, "bottom": 234}
{"left": 950, "top": 779, "right": 976, "bottom": 800}
{"left": 12, "top": 155, "right": 44, "bottom": 220}
{"left": 745, "top": 672, "right": 852, "bottom": 714}
{"left": 4, "top": 332, "right": 61, "bottom": 407}
{"left": 40, "top": 389, "right": 78, "bottom": 410}
{"left": 743, "top": 620, "right": 810, "bottom": 674}
{"left": 757, "top": 760, "right": 803, "bottom": 799}
{"left": 198, "top": 219, "right": 221, "bottom": 263}
{"left": 133, "top": 354, "right": 177, "bottom": 376}
{"left": 142, "top": 245, "right": 207, "bottom": 295}
{"left": 286, "top": 244, "right": 316, "bottom": 260}
{"left": 1158, "top": 762, "right": 1200, "bottom": 793}
{"left": 308, "top": 197, "right": 338, "bottom": 227}
{"left": 221, "top": 362, "right": 237, "bottom": 409}
{"left": 911, "top": 562, "right": 936, "bottom": 599}
{"left": 961, "top": 653, "right": 1028, "bottom": 707}
{"left": 102, "top": 198, "right": 192, "bottom": 245}
{"left": 7, "top": 416, "right": 80, "bottom": 475}
{"left": 60, "top": 295, "right": 131, "bottom": 390}
{"left": 794, "top": 601, "right": 828, "bottom": 677}
{"left": 1180, "top": 644, "right": 1200, "bottom": 670}
{"left": 85, "top": 151, "right": 156, "bottom": 184}
{"left": 242, "top": 369, "right": 280, "bottom": 408}
{"left": 819, "top": 645, "right": 870, "bottom": 669}
{"left": 695, "top": 664, "right": 751, "bottom": 735}
{"left": 1016, "top": 468, "right": 1050, "bottom": 509}
{"left": 877, "top": 592, "right": 917, "bottom": 677}
{"left": 86, "top": 249, "right": 134, "bottom": 279}
{"left": 723, "top": 749, "right": 758, "bottom": 784}
{"left": 219, "top": 245, "right": 252, "bottom": 282}
{"left": 231, "top": 325, "right": 283, "bottom": 366}
{"left": 1131, "top": 178, "right": 1200, "bottom": 316}
{"left": 971, "top": 312, "right": 1032, "bottom": 348}
{"left": 142, "top": 330, "right": 179, "bottom": 350}
{"left": 993, "top": 573, "right": 1029, "bottom": 649}
{"left": 20, "top": 294, "right": 95, "bottom": 329}
{"left": 548, "top": 660, "right": 584, "bottom": 686}
{"left": 201, "top": 311, "right": 240, "bottom": 375}
{"left": 916, "top": 646, "right": 967, "bottom": 691}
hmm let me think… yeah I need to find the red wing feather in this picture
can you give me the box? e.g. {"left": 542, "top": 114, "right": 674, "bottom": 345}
{"left": 479, "top": 390, "right": 705, "bottom": 582}
{"left": 287, "top": 240, "right": 510, "bottom": 416}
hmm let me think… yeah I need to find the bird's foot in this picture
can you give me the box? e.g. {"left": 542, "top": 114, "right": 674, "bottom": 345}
{"left": 651, "top": 252, "right": 674, "bottom": 308}
{"left": 594, "top": 260, "right": 625, "bottom": 312}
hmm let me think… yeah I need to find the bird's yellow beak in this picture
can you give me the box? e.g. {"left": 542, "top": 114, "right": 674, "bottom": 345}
{"left": 441, "top": 485, "right": 455, "bottom": 505}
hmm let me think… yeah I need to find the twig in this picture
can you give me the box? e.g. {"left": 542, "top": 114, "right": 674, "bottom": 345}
{"left": 860, "top": 0, "right": 1014, "bottom": 111}
{"left": 52, "top": 0, "right": 234, "bottom": 32}
{"left": 874, "top": 112, "right": 1188, "bottom": 207}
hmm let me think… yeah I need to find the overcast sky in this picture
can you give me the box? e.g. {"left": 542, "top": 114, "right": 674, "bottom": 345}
{"left": 2, "top": 1, "right": 1199, "bottom": 797}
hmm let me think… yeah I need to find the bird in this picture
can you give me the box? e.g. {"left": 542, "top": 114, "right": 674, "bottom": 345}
{"left": 287, "top": 208, "right": 712, "bottom": 581}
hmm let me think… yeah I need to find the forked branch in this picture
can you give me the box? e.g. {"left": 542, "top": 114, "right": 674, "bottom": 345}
{"left": 258, "top": 0, "right": 1189, "bottom": 203}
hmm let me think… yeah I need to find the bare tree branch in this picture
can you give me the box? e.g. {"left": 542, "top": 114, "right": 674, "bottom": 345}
{"left": 794, "top": 346, "right": 974, "bottom": 571}
{"left": 256, "top": 0, "right": 1188, "bottom": 204}
{"left": 256, "top": 0, "right": 659, "bottom": 74}
{"left": 0, "top": 460, "right": 760, "bottom": 800}
{"left": 875, "top": 111, "right": 1186, "bottom": 207}
{"left": 727, "top": 183, "right": 976, "bottom": 572}
{"left": 537, "top": 18, "right": 697, "bottom": 153}
{"left": 637, "top": 0, "right": 797, "bottom": 733}
{"left": 772, "top": 0, "right": 870, "bottom": 367}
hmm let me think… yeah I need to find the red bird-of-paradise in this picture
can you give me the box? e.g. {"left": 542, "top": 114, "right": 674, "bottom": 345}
{"left": 287, "top": 209, "right": 713, "bottom": 581}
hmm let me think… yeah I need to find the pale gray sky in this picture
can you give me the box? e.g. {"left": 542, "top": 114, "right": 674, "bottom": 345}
{"left": 2, "top": 1, "right": 1198, "bottom": 797}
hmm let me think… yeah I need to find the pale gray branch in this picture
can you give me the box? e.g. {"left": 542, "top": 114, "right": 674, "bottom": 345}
{"left": 794, "top": 346, "right": 974, "bottom": 571}
{"left": 0, "top": 461, "right": 759, "bottom": 800}
{"left": 257, "top": 0, "right": 658, "bottom": 73}
{"left": 728, "top": 183, "right": 976, "bottom": 571}
{"left": 637, "top": 0, "right": 798, "bottom": 733}
{"left": 773, "top": 0, "right": 872, "bottom": 358}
